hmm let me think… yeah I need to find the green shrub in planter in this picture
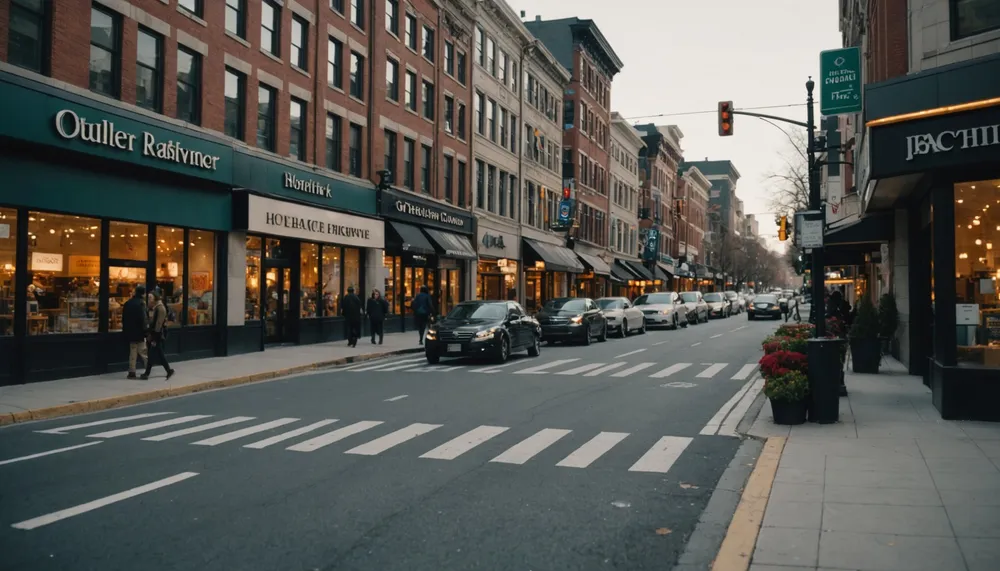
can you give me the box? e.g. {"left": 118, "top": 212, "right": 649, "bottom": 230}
{"left": 763, "top": 370, "right": 809, "bottom": 425}
{"left": 849, "top": 295, "right": 881, "bottom": 373}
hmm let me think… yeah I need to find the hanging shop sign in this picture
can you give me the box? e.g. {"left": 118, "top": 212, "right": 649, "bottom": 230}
{"left": 476, "top": 225, "right": 519, "bottom": 260}
{"left": 242, "top": 194, "right": 383, "bottom": 249}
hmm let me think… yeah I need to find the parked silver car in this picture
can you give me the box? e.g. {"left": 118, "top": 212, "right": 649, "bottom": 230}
{"left": 704, "top": 292, "right": 732, "bottom": 319}
{"left": 680, "top": 291, "right": 709, "bottom": 324}
{"left": 596, "top": 297, "right": 646, "bottom": 337}
{"left": 633, "top": 291, "right": 688, "bottom": 330}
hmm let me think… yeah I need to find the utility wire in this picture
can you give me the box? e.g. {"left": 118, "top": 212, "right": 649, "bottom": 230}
{"left": 624, "top": 102, "right": 807, "bottom": 121}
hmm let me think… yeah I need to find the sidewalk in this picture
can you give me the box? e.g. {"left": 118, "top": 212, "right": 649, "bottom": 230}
{"left": 0, "top": 331, "right": 424, "bottom": 425}
{"left": 719, "top": 357, "right": 1000, "bottom": 571}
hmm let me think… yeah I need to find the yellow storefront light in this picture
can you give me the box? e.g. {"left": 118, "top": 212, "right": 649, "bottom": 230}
{"left": 866, "top": 97, "right": 1000, "bottom": 128}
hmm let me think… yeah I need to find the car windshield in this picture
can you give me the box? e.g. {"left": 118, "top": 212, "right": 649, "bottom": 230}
{"left": 544, "top": 298, "right": 587, "bottom": 312}
{"left": 724, "top": 292, "right": 738, "bottom": 299}
{"left": 680, "top": 292, "right": 700, "bottom": 303}
{"left": 596, "top": 299, "right": 625, "bottom": 310}
{"left": 704, "top": 293, "right": 724, "bottom": 302}
{"left": 755, "top": 295, "right": 778, "bottom": 303}
{"left": 634, "top": 293, "right": 675, "bottom": 305}
{"left": 446, "top": 303, "right": 507, "bottom": 320}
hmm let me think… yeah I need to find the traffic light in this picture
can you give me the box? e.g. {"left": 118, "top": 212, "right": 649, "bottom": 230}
{"left": 718, "top": 101, "right": 734, "bottom": 137}
{"left": 563, "top": 187, "right": 571, "bottom": 200}
{"left": 778, "top": 215, "right": 788, "bottom": 241}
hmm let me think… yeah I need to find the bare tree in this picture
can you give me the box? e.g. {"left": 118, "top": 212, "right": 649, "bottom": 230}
{"left": 765, "top": 127, "right": 810, "bottom": 217}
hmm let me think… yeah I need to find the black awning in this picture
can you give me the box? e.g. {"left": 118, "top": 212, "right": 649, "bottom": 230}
{"left": 826, "top": 213, "right": 894, "bottom": 246}
{"left": 623, "top": 260, "right": 655, "bottom": 281}
{"left": 611, "top": 260, "right": 635, "bottom": 283}
{"left": 653, "top": 264, "right": 672, "bottom": 283}
{"left": 523, "top": 239, "right": 585, "bottom": 273}
{"left": 387, "top": 221, "right": 436, "bottom": 255}
{"left": 575, "top": 252, "right": 611, "bottom": 275}
{"left": 423, "top": 228, "right": 478, "bottom": 260}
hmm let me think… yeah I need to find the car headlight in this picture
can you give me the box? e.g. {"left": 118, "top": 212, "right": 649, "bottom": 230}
{"left": 570, "top": 315, "right": 583, "bottom": 324}
{"left": 425, "top": 329, "right": 437, "bottom": 340}
{"left": 661, "top": 308, "right": 672, "bottom": 315}
{"left": 474, "top": 327, "right": 499, "bottom": 340}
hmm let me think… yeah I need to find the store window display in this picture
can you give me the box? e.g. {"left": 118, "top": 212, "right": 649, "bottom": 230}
{"left": 246, "top": 236, "right": 262, "bottom": 320}
{"left": 188, "top": 229, "right": 215, "bottom": 325}
{"left": 0, "top": 208, "right": 16, "bottom": 336}
{"left": 954, "top": 179, "right": 1000, "bottom": 367}
{"left": 322, "top": 246, "right": 342, "bottom": 317}
{"left": 27, "top": 212, "right": 101, "bottom": 335}
{"left": 301, "top": 242, "right": 320, "bottom": 318}
{"left": 156, "top": 226, "right": 184, "bottom": 327}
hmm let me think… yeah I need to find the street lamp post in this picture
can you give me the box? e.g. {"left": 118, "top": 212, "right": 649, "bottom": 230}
{"left": 806, "top": 78, "right": 826, "bottom": 337}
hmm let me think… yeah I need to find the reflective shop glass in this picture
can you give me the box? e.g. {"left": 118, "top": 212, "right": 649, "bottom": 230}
{"left": 0, "top": 208, "right": 17, "bottom": 336}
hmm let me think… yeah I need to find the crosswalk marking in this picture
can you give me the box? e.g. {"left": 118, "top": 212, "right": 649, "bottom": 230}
{"left": 697, "top": 363, "right": 728, "bottom": 378}
{"left": 611, "top": 362, "right": 656, "bottom": 377}
{"left": 490, "top": 428, "right": 572, "bottom": 465}
{"left": 556, "top": 362, "right": 607, "bottom": 376}
{"left": 348, "top": 357, "right": 425, "bottom": 372}
{"left": 244, "top": 419, "right": 339, "bottom": 449}
{"left": 628, "top": 436, "right": 693, "bottom": 473}
{"left": 585, "top": 362, "right": 627, "bottom": 377}
{"left": 731, "top": 364, "right": 757, "bottom": 381}
{"left": 556, "top": 432, "right": 629, "bottom": 468}
{"left": 192, "top": 418, "right": 300, "bottom": 446}
{"left": 87, "top": 415, "right": 213, "bottom": 438}
{"left": 286, "top": 420, "right": 381, "bottom": 452}
{"left": 378, "top": 362, "right": 427, "bottom": 372}
{"left": 420, "top": 425, "right": 509, "bottom": 460}
{"left": 35, "top": 412, "right": 175, "bottom": 435}
{"left": 409, "top": 365, "right": 463, "bottom": 373}
{"left": 650, "top": 363, "right": 692, "bottom": 379}
{"left": 345, "top": 423, "right": 442, "bottom": 456}
{"left": 469, "top": 362, "right": 518, "bottom": 373}
{"left": 340, "top": 357, "right": 420, "bottom": 371}
{"left": 142, "top": 417, "right": 256, "bottom": 441}
{"left": 514, "top": 359, "right": 579, "bottom": 375}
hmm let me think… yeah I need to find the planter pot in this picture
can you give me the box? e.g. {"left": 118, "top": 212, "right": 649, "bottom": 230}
{"left": 770, "top": 397, "right": 808, "bottom": 425}
{"left": 879, "top": 336, "right": 891, "bottom": 354}
{"left": 850, "top": 337, "right": 881, "bottom": 374}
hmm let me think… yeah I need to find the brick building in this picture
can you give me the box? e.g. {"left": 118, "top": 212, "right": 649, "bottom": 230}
{"left": 634, "top": 124, "right": 684, "bottom": 285}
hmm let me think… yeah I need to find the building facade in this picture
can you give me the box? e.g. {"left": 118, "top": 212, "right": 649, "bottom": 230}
{"left": 608, "top": 112, "right": 644, "bottom": 298}
{"left": 680, "top": 159, "right": 741, "bottom": 282}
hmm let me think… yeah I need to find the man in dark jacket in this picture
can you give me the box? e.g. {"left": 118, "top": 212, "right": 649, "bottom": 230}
{"left": 411, "top": 285, "right": 436, "bottom": 345}
{"left": 366, "top": 289, "right": 389, "bottom": 344}
{"left": 122, "top": 285, "right": 148, "bottom": 379}
{"left": 341, "top": 286, "right": 364, "bottom": 347}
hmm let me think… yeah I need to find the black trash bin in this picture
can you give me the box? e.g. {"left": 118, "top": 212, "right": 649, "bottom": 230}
{"left": 807, "top": 338, "right": 843, "bottom": 424}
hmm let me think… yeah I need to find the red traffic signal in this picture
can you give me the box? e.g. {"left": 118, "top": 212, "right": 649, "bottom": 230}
{"left": 563, "top": 187, "right": 571, "bottom": 200}
{"left": 718, "top": 101, "right": 734, "bottom": 137}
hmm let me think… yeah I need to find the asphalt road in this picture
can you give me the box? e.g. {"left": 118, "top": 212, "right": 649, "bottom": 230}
{"left": 0, "top": 311, "right": 784, "bottom": 571}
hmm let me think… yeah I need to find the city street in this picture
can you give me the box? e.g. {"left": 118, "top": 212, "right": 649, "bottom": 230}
{"left": 0, "top": 314, "right": 780, "bottom": 571}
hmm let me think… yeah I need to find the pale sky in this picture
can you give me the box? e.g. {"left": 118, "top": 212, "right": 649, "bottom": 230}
{"left": 506, "top": 0, "right": 843, "bottom": 251}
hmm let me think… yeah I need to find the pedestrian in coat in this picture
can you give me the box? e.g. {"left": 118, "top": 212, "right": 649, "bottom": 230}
{"left": 411, "top": 285, "right": 436, "bottom": 345}
{"left": 122, "top": 285, "right": 148, "bottom": 379}
{"left": 141, "top": 288, "right": 175, "bottom": 380}
{"left": 367, "top": 288, "right": 389, "bottom": 344}
{"left": 341, "top": 286, "right": 363, "bottom": 347}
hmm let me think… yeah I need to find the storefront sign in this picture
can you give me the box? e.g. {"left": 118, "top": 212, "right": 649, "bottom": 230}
{"left": 482, "top": 233, "right": 505, "bottom": 249}
{"left": 54, "top": 109, "right": 222, "bottom": 171}
{"left": 819, "top": 47, "right": 862, "bottom": 116}
{"left": 68, "top": 255, "right": 101, "bottom": 277}
{"left": 394, "top": 200, "right": 465, "bottom": 228}
{"left": 905, "top": 124, "right": 1000, "bottom": 162}
{"left": 30, "top": 252, "right": 63, "bottom": 272}
{"left": 379, "top": 188, "right": 474, "bottom": 234}
{"left": 476, "top": 226, "right": 519, "bottom": 260}
{"left": 283, "top": 172, "right": 332, "bottom": 198}
{"left": 244, "top": 195, "right": 383, "bottom": 249}
{"left": 957, "top": 303, "right": 980, "bottom": 326}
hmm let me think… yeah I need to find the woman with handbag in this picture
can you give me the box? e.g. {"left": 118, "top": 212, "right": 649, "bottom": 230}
{"left": 141, "top": 288, "right": 176, "bottom": 380}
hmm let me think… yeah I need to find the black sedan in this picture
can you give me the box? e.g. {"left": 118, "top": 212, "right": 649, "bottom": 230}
{"left": 424, "top": 301, "right": 541, "bottom": 364}
{"left": 535, "top": 297, "right": 608, "bottom": 345}
{"left": 747, "top": 294, "right": 783, "bottom": 320}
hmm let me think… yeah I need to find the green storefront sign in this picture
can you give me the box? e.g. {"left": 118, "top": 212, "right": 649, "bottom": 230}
{"left": 819, "top": 47, "right": 862, "bottom": 116}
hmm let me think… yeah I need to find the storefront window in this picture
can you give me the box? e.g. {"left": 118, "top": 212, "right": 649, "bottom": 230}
{"left": 0, "top": 208, "right": 17, "bottom": 336}
{"left": 188, "top": 229, "right": 215, "bottom": 325}
{"left": 322, "top": 246, "right": 341, "bottom": 317}
{"left": 954, "top": 179, "right": 1000, "bottom": 367}
{"left": 384, "top": 253, "right": 397, "bottom": 314}
{"left": 109, "top": 221, "right": 148, "bottom": 261}
{"left": 246, "top": 236, "right": 262, "bottom": 320}
{"left": 156, "top": 226, "right": 184, "bottom": 327}
{"left": 27, "top": 212, "right": 101, "bottom": 334}
{"left": 108, "top": 266, "right": 146, "bottom": 331}
{"left": 301, "top": 242, "right": 320, "bottom": 318}
{"left": 344, "top": 247, "right": 361, "bottom": 292}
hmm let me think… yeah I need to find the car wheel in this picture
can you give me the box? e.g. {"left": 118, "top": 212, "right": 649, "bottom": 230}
{"left": 426, "top": 351, "right": 440, "bottom": 364}
{"left": 748, "top": 314, "right": 755, "bottom": 321}
{"left": 640, "top": 320, "right": 647, "bottom": 334}
{"left": 619, "top": 319, "right": 628, "bottom": 338}
{"left": 527, "top": 335, "right": 541, "bottom": 357}
{"left": 598, "top": 323, "right": 608, "bottom": 342}
{"left": 495, "top": 335, "right": 510, "bottom": 363}
{"left": 680, "top": 317, "right": 688, "bottom": 328}
{"left": 546, "top": 339, "right": 557, "bottom": 346}
{"left": 582, "top": 328, "right": 592, "bottom": 346}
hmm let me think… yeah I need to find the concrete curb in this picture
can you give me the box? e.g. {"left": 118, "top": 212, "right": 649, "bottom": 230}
{"left": 0, "top": 348, "right": 423, "bottom": 427}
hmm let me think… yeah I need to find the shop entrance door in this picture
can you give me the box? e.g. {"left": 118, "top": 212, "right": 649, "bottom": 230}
{"left": 264, "top": 267, "right": 292, "bottom": 344}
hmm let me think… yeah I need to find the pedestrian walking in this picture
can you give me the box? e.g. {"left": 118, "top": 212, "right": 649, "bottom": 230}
{"left": 122, "top": 285, "right": 148, "bottom": 379}
{"left": 367, "top": 288, "right": 389, "bottom": 345}
{"left": 341, "top": 286, "right": 363, "bottom": 347}
{"left": 141, "top": 288, "right": 175, "bottom": 380}
{"left": 411, "top": 285, "right": 436, "bottom": 345}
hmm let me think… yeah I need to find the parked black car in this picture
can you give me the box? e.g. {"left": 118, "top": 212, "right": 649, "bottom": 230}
{"left": 425, "top": 301, "right": 541, "bottom": 364}
{"left": 747, "top": 294, "right": 782, "bottom": 320}
{"left": 536, "top": 297, "right": 608, "bottom": 345}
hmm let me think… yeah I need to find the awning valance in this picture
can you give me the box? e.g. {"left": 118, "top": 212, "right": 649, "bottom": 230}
{"left": 653, "top": 263, "right": 672, "bottom": 283}
{"left": 523, "top": 239, "right": 585, "bottom": 273}
{"left": 387, "top": 221, "right": 435, "bottom": 255}
{"left": 825, "top": 213, "right": 893, "bottom": 247}
{"left": 623, "top": 260, "right": 655, "bottom": 281}
{"left": 610, "top": 261, "right": 634, "bottom": 283}
{"left": 423, "top": 228, "right": 478, "bottom": 259}
{"left": 576, "top": 252, "right": 612, "bottom": 275}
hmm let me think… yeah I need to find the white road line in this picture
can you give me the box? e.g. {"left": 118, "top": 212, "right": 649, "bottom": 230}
{"left": 191, "top": 418, "right": 300, "bottom": 446}
{"left": 348, "top": 357, "right": 426, "bottom": 372}
{"left": 654, "top": 340, "right": 670, "bottom": 346}
{"left": 286, "top": 420, "right": 383, "bottom": 452}
{"left": 650, "top": 363, "right": 692, "bottom": 379}
{"left": 470, "top": 362, "right": 517, "bottom": 373}
{"left": 615, "top": 348, "right": 647, "bottom": 359}
{"left": 87, "top": 415, "right": 213, "bottom": 438}
{"left": 585, "top": 362, "right": 627, "bottom": 377}
{"left": 691, "top": 342, "right": 702, "bottom": 347}
{"left": 556, "top": 432, "right": 629, "bottom": 468}
{"left": 731, "top": 364, "right": 758, "bottom": 381}
{"left": 244, "top": 419, "right": 339, "bottom": 449}
{"left": 420, "top": 425, "right": 509, "bottom": 460}
{"left": 611, "top": 362, "right": 656, "bottom": 377}
{"left": 719, "top": 377, "right": 764, "bottom": 437}
{"left": 10, "top": 472, "right": 199, "bottom": 530}
{"left": 436, "top": 366, "right": 466, "bottom": 372}
{"left": 556, "top": 363, "right": 607, "bottom": 376}
{"left": 341, "top": 357, "right": 424, "bottom": 371}
{"left": 0, "top": 442, "right": 102, "bottom": 466}
{"left": 699, "top": 378, "right": 755, "bottom": 435}
{"left": 377, "top": 362, "right": 427, "bottom": 372}
{"left": 384, "top": 394, "right": 408, "bottom": 402}
{"left": 491, "top": 428, "right": 572, "bottom": 465}
{"left": 141, "top": 417, "right": 256, "bottom": 442}
{"left": 407, "top": 365, "right": 450, "bottom": 373}
{"left": 697, "top": 363, "right": 728, "bottom": 378}
{"left": 35, "top": 412, "right": 175, "bottom": 435}
{"left": 628, "top": 436, "right": 693, "bottom": 473}
{"left": 729, "top": 325, "right": 748, "bottom": 332}
{"left": 345, "top": 423, "right": 442, "bottom": 456}
{"left": 710, "top": 334, "right": 724, "bottom": 339}
{"left": 513, "top": 359, "right": 579, "bottom": 375}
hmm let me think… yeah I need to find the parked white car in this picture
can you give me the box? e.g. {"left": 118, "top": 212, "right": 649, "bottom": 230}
{"left": 680, "top": 291, "right": 710, "bottom": 324}
{"left": 595, "top": 297, "right": 646, "bottom": 337}
{"left": 633, "top": 292, "right": 688, "bottom": 330}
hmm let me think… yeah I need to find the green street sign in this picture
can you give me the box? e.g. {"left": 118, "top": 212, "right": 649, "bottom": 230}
{"left": 819, "top": 47, "right": 862, "bottom": 116}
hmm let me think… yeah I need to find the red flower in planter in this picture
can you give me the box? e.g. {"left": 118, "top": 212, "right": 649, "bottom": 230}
{"left": 759, "top": 350, "right": 808, "bottom": 378}
{"left": 763, "top": 341, "right": 783, "bottom": 354}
